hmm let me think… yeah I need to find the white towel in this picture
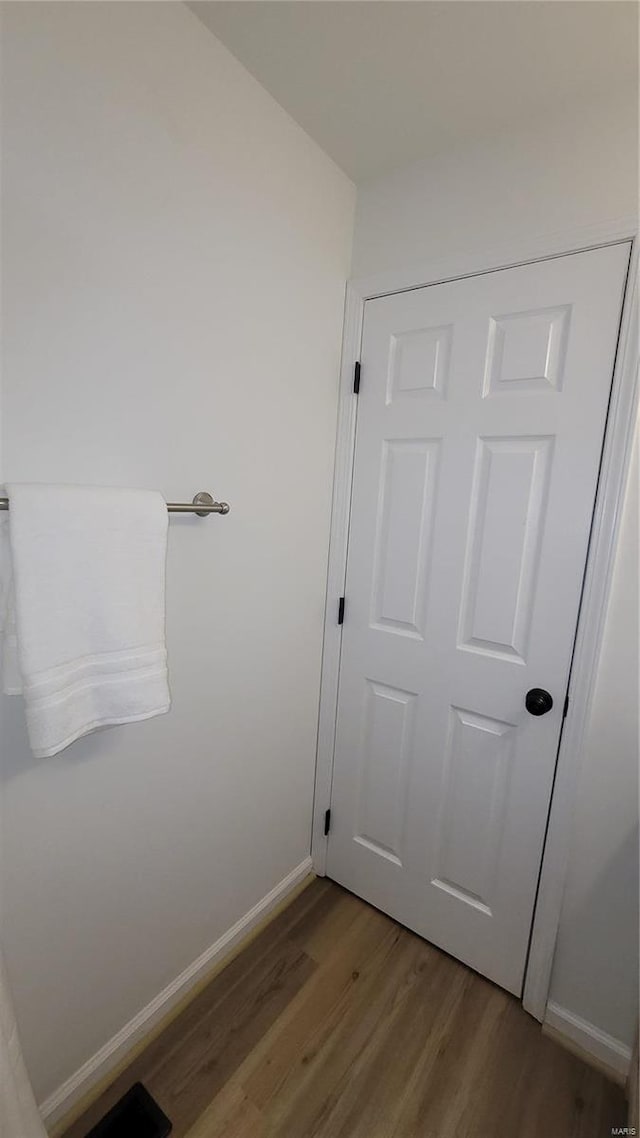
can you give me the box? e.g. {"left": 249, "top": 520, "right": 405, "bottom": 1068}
{"left": 2, "top": 483, "right": 170, "bottom": 758}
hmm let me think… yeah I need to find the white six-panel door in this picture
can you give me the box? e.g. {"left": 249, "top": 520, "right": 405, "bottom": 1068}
{"left": 326, "top": 244, "right": 630, "bottom": 995}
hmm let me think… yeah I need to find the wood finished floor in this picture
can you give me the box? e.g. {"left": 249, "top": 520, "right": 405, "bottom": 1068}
{"left": 63, "top": 879, "right": 626, "bottom": 1138}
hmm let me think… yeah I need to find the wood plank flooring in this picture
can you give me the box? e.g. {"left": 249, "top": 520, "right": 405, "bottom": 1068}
{"left": 62, "top": 879, "right": 627, "bottom": 1138}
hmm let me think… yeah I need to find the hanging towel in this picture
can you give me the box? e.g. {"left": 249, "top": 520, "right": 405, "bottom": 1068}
{"left": 3, "top": 483, "right": 170, "bottom": 758}
{"left": 0, "top": 510, "right": 20, "bottom": 695}
{"left": 0, "top": 950, "right": 48, "bottom": 1138}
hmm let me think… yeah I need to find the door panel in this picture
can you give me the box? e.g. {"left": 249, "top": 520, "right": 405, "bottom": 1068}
{"left": 355, "top": 680, "right": 416, "bottom": 864}
{"left": 458, "top": 434, "right": 553, "bottom": 661}
{"left": 326, "top": 243, "right": 630, "bottom": 994}
{"left": 431, "top": 705, "right": 515, "bottom": 915}
{"left": 371, "top": 438, "right": 440, "bottom": 638}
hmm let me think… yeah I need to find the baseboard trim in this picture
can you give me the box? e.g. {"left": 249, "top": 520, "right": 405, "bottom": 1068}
{"left": 544, "top": 1000, "right": 632, "bottom": 1085}
{"left": 40, "top": 856, "right": 313, "bottom": 1131}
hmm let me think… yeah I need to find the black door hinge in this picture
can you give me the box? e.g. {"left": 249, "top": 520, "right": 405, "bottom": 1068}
{"left": 353, "top": 361, "right": 361, "bottom": 394}
{"left": 563, "top": 694, "right": 570, "bottom": 719}
{"left": 338, "top": 596, "right": 345, "bottom": 625}
{"left": 324, "top": 808, "right": 331, "bottom": 836}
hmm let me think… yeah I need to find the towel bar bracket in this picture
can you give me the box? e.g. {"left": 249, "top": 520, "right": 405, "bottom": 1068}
{"left": 167, "top": 492, "right": 230, "bottom": 516}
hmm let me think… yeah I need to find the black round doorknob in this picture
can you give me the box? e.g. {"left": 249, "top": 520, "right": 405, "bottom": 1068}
{"left": 525, "top": 688, "right": 554, "bottom": 716}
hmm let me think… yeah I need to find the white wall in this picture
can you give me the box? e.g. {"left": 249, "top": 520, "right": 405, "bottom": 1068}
{"left": 352, "top": 89, "right": 639, "bottom": 1051}
{"left": 352, "top": 89, "right": 638, "bottom": 279}
{"left": 0, "top": 0, "right": 354, "bottom": 1108}
{"left": 549, "top": 438, "right": 639, "bottom": 1047}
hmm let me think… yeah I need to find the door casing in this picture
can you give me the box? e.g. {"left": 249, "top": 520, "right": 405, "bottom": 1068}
{"left": 311, "top": 216, "right": 638, "bottom": 1021}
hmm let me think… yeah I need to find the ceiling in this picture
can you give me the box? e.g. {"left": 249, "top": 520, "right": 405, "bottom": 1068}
{"left": 188, "top": 1, "right": 638, "bottom": 183}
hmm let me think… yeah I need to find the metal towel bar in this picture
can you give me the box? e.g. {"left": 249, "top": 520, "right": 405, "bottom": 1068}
{"left": 0, "top": 491, "right": 230, "bottom": 517}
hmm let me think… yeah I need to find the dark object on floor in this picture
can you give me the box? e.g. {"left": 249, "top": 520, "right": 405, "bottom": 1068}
{"left": 84, "top": 1083, "right": 172, "bottom": 1138}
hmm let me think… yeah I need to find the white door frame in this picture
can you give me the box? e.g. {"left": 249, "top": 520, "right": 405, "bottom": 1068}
{"left": 312, "top": 216, "right": 638, "bottom": 1021}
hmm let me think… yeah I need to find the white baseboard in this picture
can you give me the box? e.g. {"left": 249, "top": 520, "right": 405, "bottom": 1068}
{"left": 544, "top": 1000, "right": 632, "bottom": 1083}
{"left": 40, "top": 856, "right": 313, "bottom": 1130}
